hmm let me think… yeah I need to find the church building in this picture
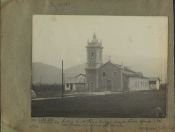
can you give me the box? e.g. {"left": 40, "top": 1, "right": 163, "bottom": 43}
{"left": 85, "top": 34, "right": 158, "bottom": 92}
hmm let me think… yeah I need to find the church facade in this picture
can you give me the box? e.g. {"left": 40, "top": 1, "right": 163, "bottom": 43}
{"left": 85, "top": 34, "right": 158, "bottom": 92}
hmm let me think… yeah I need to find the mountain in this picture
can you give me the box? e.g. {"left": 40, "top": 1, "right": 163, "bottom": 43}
{"left": 32, "top": 62, "right": 86, "bottom": 84}
{"left": 32, "top": 62, "right": 62, "bottom": 84}
{"left": 64, "top": 64, "right": 86, "bottom": 80}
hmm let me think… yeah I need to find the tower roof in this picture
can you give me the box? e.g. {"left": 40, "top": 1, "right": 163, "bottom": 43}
{"left": 87, "top": 33, "right": 103, "bottom": 48}
{"left": 92, "top": 33, "right": 98, "bottom": 43}
{"left": 93, "top": 33, "right": 97, "bottom": 39}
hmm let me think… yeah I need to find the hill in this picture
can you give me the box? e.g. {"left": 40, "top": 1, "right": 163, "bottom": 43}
{"left": 32, "top": 62, "right": 86, "bottom": 84}
{"left": 64, "top": 64, "right": 86, "bottom": 80}
{"left": 32, "top": 62, "right": 62, "bottom": 84}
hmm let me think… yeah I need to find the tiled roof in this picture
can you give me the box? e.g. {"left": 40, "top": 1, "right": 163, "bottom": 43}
{"left": 114, "top": 63, "right": 146, "bottom": 78}
{"left": 66, "top": 74, "right": 86, "bottom": 84}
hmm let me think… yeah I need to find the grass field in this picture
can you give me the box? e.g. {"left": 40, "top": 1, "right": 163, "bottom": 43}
{"left": 31, "top": 89, "right": 166, "bottom": 118}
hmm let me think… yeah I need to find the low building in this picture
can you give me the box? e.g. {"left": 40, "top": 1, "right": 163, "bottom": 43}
{"left": 127, "top": 76, "right": 150, "bottom": 91}
{"left": 149, "top": 77, "right": 160, "bottom": 90}
{"left": 65, "top": 74, "right": 88, "bottom": 92}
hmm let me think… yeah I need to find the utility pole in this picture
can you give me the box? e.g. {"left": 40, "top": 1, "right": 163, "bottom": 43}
{"left": 61, "top": 59, "right": 64, "bottom": 99}
{"left": 39, "top": 76, "right": 41, "bottom": 88}
{"left": 121, "top": 62, "right": 124, "bottom": 94}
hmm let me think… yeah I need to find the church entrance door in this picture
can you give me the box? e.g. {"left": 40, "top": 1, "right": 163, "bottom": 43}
{"left": 107, "top": 80, "right": 112, "bottom": 91}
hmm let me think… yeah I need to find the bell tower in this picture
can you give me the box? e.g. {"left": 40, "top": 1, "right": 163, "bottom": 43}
{"left": 86, "top": 33, "right": 103, "bottom": 69}
{"left": 86, "top": 33, "right": 103, "bottom": 91}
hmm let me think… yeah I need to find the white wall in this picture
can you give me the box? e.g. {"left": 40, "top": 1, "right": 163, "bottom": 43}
{"left": 128, "top": 77, "right": 150, "bottom": 91}
{"left": 156, "top": 80, "right": 160, "bottom": 90}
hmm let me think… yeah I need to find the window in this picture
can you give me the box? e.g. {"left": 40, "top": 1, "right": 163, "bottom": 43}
{"left": 70, "top": 84, "right": 73, "bottom": 90}
{"left": 102, "top": 72, "right": 106, "bottom": 77}
{"left": 91, "top": 82, "right": 94, "bottom": 88}
{"left": 91, "top": 52, "right": 94, "bottom": 58}
{"left": 149, "top": 81, "right": 156, "bottom": 84}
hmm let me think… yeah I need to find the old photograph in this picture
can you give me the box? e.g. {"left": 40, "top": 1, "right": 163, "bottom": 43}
{"left": 32, "top": 15, "right": 168, "bottom": 118}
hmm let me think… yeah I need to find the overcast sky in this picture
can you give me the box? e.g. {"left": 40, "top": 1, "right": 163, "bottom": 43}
{"left": 32, "top": 15, "right": 168, "bottom": 82}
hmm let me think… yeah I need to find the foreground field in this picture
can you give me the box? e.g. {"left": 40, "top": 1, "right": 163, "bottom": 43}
{"left": 32, "top": 89, "right": 166, "bottom": 118}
